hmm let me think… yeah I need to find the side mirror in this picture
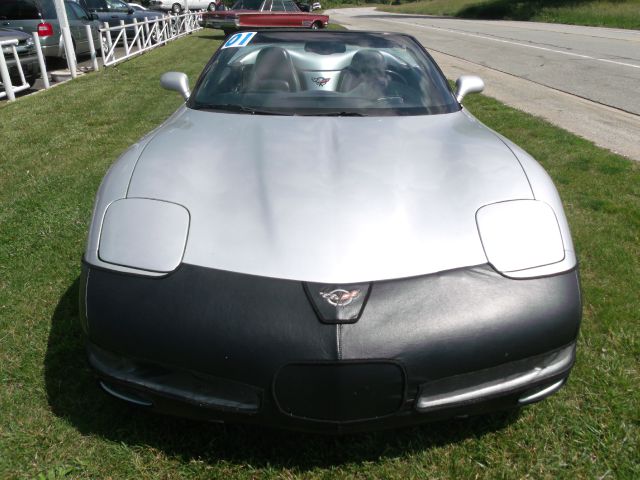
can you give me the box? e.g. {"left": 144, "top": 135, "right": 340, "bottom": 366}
{"left": 89, "top": 13, "right": 99, "bottom": 20}
{"left": 161, "top": 72, "right": 190, "bottom": 101}
{"left": 455, "top": 75, "right": 484, "bottom": 103}
{"left": 128, "top": 7, "right": 135, "bottom": 14}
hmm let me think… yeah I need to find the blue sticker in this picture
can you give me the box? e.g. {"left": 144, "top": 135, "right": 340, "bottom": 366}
{"left": 221, "top": 31, "right": 257, "bottom": 49}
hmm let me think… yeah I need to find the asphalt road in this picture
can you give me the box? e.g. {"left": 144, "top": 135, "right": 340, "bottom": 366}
{"left": 327, "top": 8, "right": 640, "bottom": 161}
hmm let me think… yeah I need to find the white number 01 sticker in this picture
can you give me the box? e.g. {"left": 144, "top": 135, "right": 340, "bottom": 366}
{"left": 221, "top": 31, "right": 257, "bottom": 49}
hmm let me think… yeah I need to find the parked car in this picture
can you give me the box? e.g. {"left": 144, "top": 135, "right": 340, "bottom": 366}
{"left": 0, "top": 0, "right": 100, "bottom": 60}
{"left": 295, "top": 1, "right": 320, "bottom": 12}
{"left": 82, "top": 30, "right": 582, "bottom": 433}
{"left": 149, "top": 0, "right": 217, "bottom": 13}
{"left": 294, "top": 1, "right": 308, "bottom": 12}
{"left": 200, "top": 0, "right": 329, "bottom": 35}
{"left": 74, "top": 0, "right": 164, "bottom": 29}
{"left": 0, "top": 27, "right": 40, "bottom": 87}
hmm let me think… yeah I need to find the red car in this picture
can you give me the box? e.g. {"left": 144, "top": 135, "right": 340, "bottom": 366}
{"left": 201, "top": 0, "right": 329, "bottom": 35}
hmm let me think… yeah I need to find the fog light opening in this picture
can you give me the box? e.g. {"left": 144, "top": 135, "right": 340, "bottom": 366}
{"left": 518, "top": 378, "right": 565, "bottom": 405}
{"left": 100, "top": 381, "right": 153, "bottom": 407}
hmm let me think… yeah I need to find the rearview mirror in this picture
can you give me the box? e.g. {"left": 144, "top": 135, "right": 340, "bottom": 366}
{"left": 455, "top": 75, "right": 484, "bottom": 103}
{"left": 161, "top": 72, "right": 190, "bottom": 101}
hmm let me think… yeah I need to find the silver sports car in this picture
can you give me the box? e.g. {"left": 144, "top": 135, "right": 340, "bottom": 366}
{"left": 81, "top": 30, "right": 581, "bottom": 432}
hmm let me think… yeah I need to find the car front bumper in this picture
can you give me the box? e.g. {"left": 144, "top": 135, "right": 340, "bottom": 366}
{"left": 81, "top": 262, "right": 581, "bottom": 432}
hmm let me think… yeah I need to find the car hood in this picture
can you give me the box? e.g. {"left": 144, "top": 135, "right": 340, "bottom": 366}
{"left": 127, "top": 107, "right": 533, "bottom": 282}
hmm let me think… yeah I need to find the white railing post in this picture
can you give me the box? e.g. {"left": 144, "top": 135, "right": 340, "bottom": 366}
{"left": 104, "top": 22, "right": 113, "bottom": 52}
{"left": 85, "top": 25, "right": 99, "bottom": 71}
{"left": 143, "top": 16, "right": 150, "bottom": 47}
{"left": 164, "top": 16, "right": 170, "bottom": 43}
{"left": 53, "top": 0, "right": 77, "bottom": 79}
{"left": 0, "top": 43, "right": 16, "bottom": 101}
{"left": 99, "top": 29, "right": 107, "bottom": 65}
{"left": 120, "top": 20, "right": 129, "bottom": 56}
{"left": 32, "top": 33, "right": 50, "bottom": 89}
{"left": 12, "top": 44, "right": 27, "bottom": 86}
{"left": 133, "top": 19, "right": 142, "bottom": 52}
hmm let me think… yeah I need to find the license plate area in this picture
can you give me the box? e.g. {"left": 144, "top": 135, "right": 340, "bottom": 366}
{"left": 273, "top": 362, "right": 405, "bottom": 423}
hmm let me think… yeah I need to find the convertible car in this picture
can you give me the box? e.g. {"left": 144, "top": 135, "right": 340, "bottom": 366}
{"left": 81, "top": 30, "right": 581, "bottom": 433}
{"left": 200, "top": 0, "right": 329, "bottom": 35}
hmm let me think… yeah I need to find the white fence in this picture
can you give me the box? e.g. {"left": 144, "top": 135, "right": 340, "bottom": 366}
{"left": 0, "top": 10, "right": 203, "bottom": 102}
{"left": 0, "top": 39, "right": 32, "bottom": 101}
{"left": 101, "top": 11, "right": 203, "bottom": 68}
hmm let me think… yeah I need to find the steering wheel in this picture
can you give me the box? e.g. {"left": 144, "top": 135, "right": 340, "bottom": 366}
{"left": 385, "top": 69, "right": 408, "bottom": 85}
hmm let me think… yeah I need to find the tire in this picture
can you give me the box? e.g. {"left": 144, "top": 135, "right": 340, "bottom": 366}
{"left": 311, "top": 21, "right": 322, "bottom": 30}
{"left": 25, "top": 74, "right": 38, "bottom": 88}
{"left": 208, "top": 2, "right": 215, "bottom": 11}
{"left": 61, "top": 38, "right": 78, "bottom": 59}
{"left": 150, "top": 30, "right": 161, "bottom": 45}
{"left": 172, "top": 3, "right": 182, "bottom": 13}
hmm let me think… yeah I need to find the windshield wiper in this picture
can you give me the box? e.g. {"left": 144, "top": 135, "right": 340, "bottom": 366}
{"left": 192, "top": 103, "right": 290, "bottom": 115}
{"left": 309, "top": 111, "right": 368, "bottom": 117}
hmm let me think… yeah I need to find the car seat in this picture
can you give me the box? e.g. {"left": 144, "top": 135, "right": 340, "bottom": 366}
{"left": 247, "top": 46, "right": 301, "bottom": 92}
{"left": 338, "top": 49, "right": 388, "bottom": 93}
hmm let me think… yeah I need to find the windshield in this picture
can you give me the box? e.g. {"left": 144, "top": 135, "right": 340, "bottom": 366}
{"left": 189, "top": 31, "right": 459, "bottom": 117}
{"left": 230, "top": 0, "right": 262, "bottom": 10}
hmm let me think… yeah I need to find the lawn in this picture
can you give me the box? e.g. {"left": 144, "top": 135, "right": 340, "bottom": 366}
{"left": 1, "top": 29, "right": 639, "bottom": 479}
{"left": 377, "top": 0, "right": 640, "bottom": 30}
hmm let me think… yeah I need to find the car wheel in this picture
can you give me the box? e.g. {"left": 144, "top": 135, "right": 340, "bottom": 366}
{"left": 25, "top": 74, "right": 38, "bottom": 88}
{"left": 172, "top": 3, "right": 182, "bottom": 13}
{"left": 150, "top": 30, "right": 161, "bottom": 44}
{"left": 61, "top": 38, "right": 78, "bottom": 59}
{"left": 311, "top": 21, "right": 322, "bottom": 30}
{"left": 208, "top": 2, "right": 215, "bottom": 11}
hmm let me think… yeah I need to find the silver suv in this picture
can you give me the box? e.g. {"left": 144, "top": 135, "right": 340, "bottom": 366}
{"left": 0, "top": 0, "right": 101, "bottom": 59}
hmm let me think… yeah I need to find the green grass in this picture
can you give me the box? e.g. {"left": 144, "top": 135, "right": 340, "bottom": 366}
{"left": 377, "top": 0, "right": 480, "bottom": 16}
{"left": 378, "top": 0, "right": 640, "bottom": 29}
{"left": 1, "top": 28, "right": 639, "bottom": 479}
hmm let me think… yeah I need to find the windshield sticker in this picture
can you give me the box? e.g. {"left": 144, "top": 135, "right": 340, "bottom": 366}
{"left": 221, "top": 32, "right": 257, "bottom": 49}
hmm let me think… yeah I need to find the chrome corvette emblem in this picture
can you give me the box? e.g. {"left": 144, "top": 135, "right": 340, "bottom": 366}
{"left": 311, "top": 77, "right": 331, "bottom": 87}
{"left": 320, "top": 289, "right": 361, "bottom": 307}
{"left": 306, "top": 282, "right": 370, "bottom": 322}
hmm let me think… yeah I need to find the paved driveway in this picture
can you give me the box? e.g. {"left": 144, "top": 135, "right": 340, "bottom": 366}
{"left": 328, "top": 8, "right": 640, "bottom": 161}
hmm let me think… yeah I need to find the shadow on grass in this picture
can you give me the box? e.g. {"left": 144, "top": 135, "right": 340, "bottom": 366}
{"left": 45, "top": 279, "right": 519, "bottom": 471}
{"left": 360, "top": 13, "right": 454, "bottom": 20}
{"left": 457, "top": 0, "right": 594, "bottom": 20}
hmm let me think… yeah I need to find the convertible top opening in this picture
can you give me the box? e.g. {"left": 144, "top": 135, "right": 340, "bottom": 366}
{"left": 190, "top": 30, "right": 459, "bottom": 116}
